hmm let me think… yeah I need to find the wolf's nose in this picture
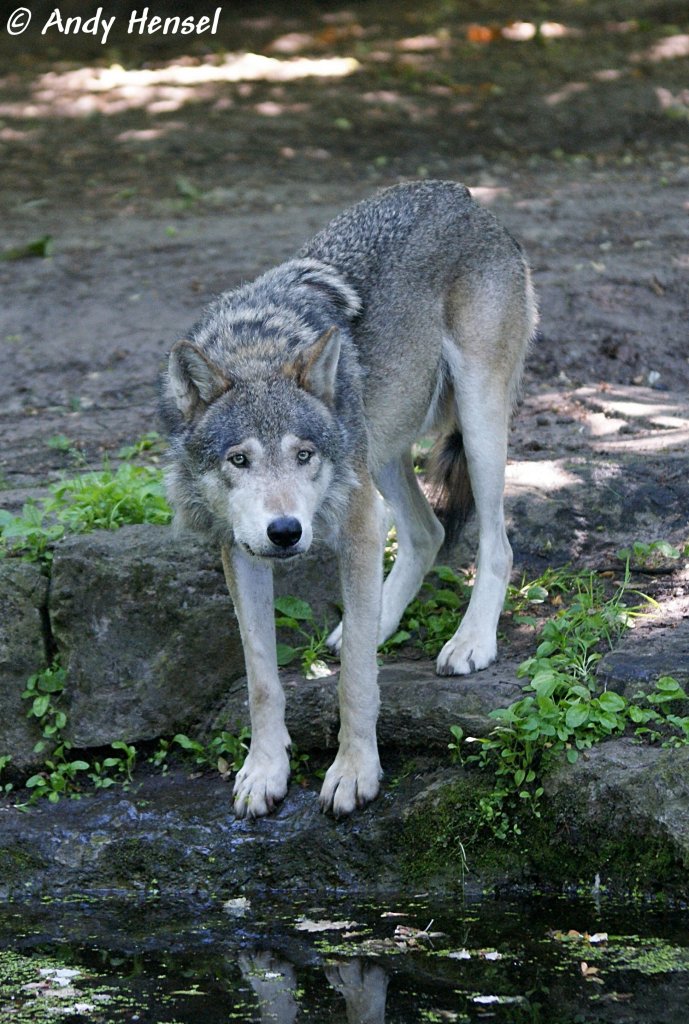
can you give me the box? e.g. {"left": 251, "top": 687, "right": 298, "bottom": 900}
{"left": 267, "top": 516, "right": 302, "bottom": 549}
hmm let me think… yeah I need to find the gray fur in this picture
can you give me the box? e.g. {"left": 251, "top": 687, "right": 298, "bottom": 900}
{"left": 160, "top": 180, "right": 537, "bottom": 818}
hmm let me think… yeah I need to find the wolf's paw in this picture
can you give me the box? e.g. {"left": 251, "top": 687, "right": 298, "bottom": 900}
{"left": 326, "top": 621, "right": 343, "bottom": 655}
{"left": 319, "top": 746, "right": 382, "bottom": 817}
{"left": 233, "top": 746, "right": 290, "bottom": 819}
{"left": 436, "top": 631, "right": 497, "bottom": 676}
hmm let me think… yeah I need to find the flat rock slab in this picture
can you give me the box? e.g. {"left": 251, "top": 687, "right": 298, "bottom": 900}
{"left": 597, "top": 619, "right": 689, "bottom": 698}
{"left": 0, "top": 766, "right": 426, "bottom": 901}
{"left": 1, "top": 736, "right": 688, "bottom": 901}
{"left": 207, "top": 657, "right": 525, "bottom": 752}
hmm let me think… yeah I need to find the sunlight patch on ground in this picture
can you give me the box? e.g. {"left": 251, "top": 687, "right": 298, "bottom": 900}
{"left": 634, "top": 33, "right": 689, "bottom": 63}
{"left": 501, "top": 21, "right": 578, "bottom": 42}
{"left": 0, "top": 53, "right": 360, "bottom": 118}
{"left": 506, "top": 460, "right": 581, "bottom": 494}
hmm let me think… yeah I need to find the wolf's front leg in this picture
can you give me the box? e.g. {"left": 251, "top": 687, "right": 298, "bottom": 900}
{"left": 222, "top": 545, "right": 291, "bottom": 818}
{"left": 319, "top": 476, "right": 385, "bottom": 817}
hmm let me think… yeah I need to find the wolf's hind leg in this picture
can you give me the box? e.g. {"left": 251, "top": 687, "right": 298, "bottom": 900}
{"left": 326, "top": 454, "right": 443, "bottom": 653}
{"left": 376, "top": 453, "right": 445, "bottom": 642}
{"left": 436, "top": 374, "right": 512, "bottom": 676}
{"left": 222, "top": 545, "right": 291, "bottom": 817}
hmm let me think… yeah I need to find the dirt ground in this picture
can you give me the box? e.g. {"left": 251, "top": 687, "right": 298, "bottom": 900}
{"left": 1, "top": 0, "right": 688, "bottom": 619}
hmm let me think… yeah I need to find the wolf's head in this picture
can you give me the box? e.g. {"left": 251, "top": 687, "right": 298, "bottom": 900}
{"left": 162, "top": 323, "right": 359, "bottom": 560}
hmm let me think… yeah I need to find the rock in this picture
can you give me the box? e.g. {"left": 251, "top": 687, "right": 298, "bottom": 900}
{"left": 0, "top": 736, "right": 688, "bottom": 901}
{"left": 542, "top": 738, "right": 689, "bottom": 890}
{"left": 49, "top": 525, "right": 340, "bottom": 749}
{"left": 206, "top": 657, "right": 525, "bottom": 751}
{"left": 49, "top": 525, "right": 243, "bottom": 747}
{"left": 402, "top": 738, "right": 689, "bottom": 897}
{"left": 597, "top": 620, "right": 689, "bottom": 698}
{"left": 376, "top": 659, "right": 524, "bottom": 747}
{"left": 0, "top": 765, "right": 429, "bottom": 900}
{"left": 0, "top": 560, "right": 48, "bottom": 767}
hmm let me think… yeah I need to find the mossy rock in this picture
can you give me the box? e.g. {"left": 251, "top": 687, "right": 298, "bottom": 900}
{"left": 401, "top": 739, "right": 689, "bottom": 898}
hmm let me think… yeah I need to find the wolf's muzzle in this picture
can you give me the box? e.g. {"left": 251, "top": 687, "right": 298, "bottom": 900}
{"left": 266, "top": 516, "right": 303, "bottom": 550}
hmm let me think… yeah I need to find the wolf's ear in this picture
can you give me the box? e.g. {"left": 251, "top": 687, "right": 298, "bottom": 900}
{"left": 287, "top": 327, "right": 340, "bottom": 405}
{"left": 168, "top": 340, "right": 230, "bottom": 419}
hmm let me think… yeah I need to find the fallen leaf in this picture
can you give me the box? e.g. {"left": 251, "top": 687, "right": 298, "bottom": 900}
{"left": 295, "top": 917, "right": 359, "bottom": 932}
{"left": 581, "top": 961, "right": 605, "bottom": 984}
{"left": 393, "top": 923, "right": 445, "bottom": 948}
{"left": 466, "top": 24, "right": 498, "bottom": 44}
{"left": 223, "top": 896, "right": 250, "bottom": 915}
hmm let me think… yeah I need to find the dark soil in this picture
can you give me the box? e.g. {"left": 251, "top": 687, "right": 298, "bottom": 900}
{"left": 1, "top": 0, "right": 688, "bottom": 610}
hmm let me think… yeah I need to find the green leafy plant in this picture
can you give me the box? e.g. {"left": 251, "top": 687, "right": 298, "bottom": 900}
{"left": 172, "top": 728, "right": 251, "bottom": 776}
{"left": 274, "top": 596, "right": 334, "bottom": 677}
{"left": 17, "top": 662, "right": 139, "bottom": 803}
{"left": 381, "top": 565, "right": 473, "bottom": 655}
{"left": 46, "top": 433, "right": 86, "bottom": 466}
{"left": 289, "top": 743, "right": 316, "bottom": 786}
{"left": 449, "top": 568, "right": 689, "bottom": 839}
{"left": 22, "top": 663, "right": 89, "bottom": 803}
{"left": 168, "top": 729, "right": 317, "bottom": 786}
{"left": 23, "top": 662, "right": 69, "bottom": 753}
{"left": 117, "top": 432, "right": 166, "bottom": 461}
{"left": 87, "top": 741, "right": 137, "bottom": 789}
{"left": 628, "top": 676, "right": 689, "bottom": 746}
{"left": 25, "top": 750, "right": 90, "bottom": 803}
{"left": 504, "top": 565, "right": 582, "bottom": 626}
{"left": 0, "top": 462, "right": 172, "bottom": 562}
{"left": 0, "top": 234, "right": 53, "bottom": 261}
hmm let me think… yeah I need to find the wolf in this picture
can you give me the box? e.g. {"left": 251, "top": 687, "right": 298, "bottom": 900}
{"left": 160, "top": 180, "right": 537, "bottom": 819}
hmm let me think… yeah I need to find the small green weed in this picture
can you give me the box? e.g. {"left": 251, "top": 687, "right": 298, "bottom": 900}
{"left": 617, "top": 539, "right": 688, "bottom": 571}
{"left": 504, "top": 565, "right": 581, "bottom": 626}
{"left": 117, "top": 431, "right": 166, "bottom": 461}
{"left": 0, "top": 234, "right": 53, "bottom": 261}
{"left": 24, "top": 749, "right": 91, "bottom": 803}
{"left": 289, "top": 743, "right": 316, "bottom": 786}
{"left": 381, "top": 565, "right": 473, "bottom": 655}
{"left": 160, "top": 731, "right": 318, "bottom": 786}
{"left": 0, "top": 755, "right": 13, "bottom": 797}
{"left": 628, "top": 676, "right": 689, "bottom": 746}
{"left": 23, "top": 662, "right": 69, "bottom": 752}
{"left": 87, "top": 741, "right": 137, "bottom": 789}
{"left": 46, "top": 433, "right": 86, "bottom": 465}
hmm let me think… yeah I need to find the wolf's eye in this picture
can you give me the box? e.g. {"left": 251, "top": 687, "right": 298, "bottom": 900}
{"left": 228, "top": 452, "right": 248, "bottom": 468}
{"left": 296, "top": 449, "right": 313, "bottom": 464}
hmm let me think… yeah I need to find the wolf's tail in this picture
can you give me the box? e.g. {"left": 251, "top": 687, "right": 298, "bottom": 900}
{"left": 426, "top": 428, "right": 474, "bottom": 556}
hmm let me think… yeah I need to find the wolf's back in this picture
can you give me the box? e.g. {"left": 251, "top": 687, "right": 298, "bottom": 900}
{"left": 298, "top": 180, "right": 517, "bottom": 302}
